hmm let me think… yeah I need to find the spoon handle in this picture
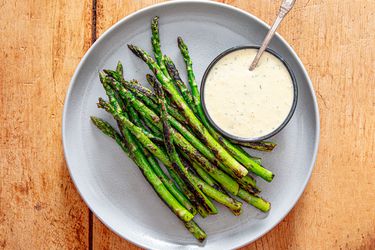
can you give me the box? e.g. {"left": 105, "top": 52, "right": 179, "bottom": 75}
{"left": 249, "top": 0, "right": 296, "bottom": 70}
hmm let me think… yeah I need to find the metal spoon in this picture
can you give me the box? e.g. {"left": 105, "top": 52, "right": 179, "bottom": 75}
{"left": 249, "top": 0, "right": 296, "bottom": 70}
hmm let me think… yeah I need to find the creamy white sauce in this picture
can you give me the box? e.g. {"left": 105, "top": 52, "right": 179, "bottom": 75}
{"left": 204, "top": 48, "right": 294, "bottom": 138}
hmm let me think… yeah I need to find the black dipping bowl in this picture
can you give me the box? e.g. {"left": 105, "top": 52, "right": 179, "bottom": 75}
{"left": 200, "top": 45, "right": 298, "bottom": 142}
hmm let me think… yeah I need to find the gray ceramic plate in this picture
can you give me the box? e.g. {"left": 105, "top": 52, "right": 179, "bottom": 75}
{"left": 63, "top": 1, "right": 320, "bottom": 249}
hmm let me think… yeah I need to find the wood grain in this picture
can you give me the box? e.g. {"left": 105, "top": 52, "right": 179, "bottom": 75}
{"left": 0, "top": 0, "right": 92, "bottom": 249}
{"left": 1, "top": 0, "right": 374, "bottom": 249}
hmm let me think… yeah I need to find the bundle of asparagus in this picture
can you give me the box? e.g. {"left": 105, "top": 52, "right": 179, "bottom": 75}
{"left": 91, "top": 16, "right": 277, "bottom": 242}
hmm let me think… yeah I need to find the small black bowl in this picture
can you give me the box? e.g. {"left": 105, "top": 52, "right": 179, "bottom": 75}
{"left": 200, "top": 45, "right": 298, "bottom": 142}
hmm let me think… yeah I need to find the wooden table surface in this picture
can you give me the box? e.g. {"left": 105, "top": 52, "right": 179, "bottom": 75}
{"left": 1, "top": 0, "right": 374, "bottom": 249}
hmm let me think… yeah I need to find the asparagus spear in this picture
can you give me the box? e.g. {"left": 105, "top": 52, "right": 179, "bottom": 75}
{"left": 106, "top": 75, "right": 241, "bottom": 195}
{"left": 150, "top": 18, "right": 194, "bottom": 117}
{"left": 151, "top": 15, "right": 196, "bottom": 119}
{"left": 184, "top": 220, "right": 207, "bottom": 242}
{"left": 90, "top": 117, "right": 209, "bottom": 240}
{"left": 128, "top": 44, "right": 249, "bottom": 178}
{"left": 189, "top": 172, "right": 242, "bottom": 215}
{"left": 218, "top": 164, "right": 260, "bottom": 194}
{"left": 163, "top": 55, "right": 197, "bottom": 114}
{"left": 229, "top": 140, "right": 277, "bottom": 152}
{"left": 154, "top": 79, "right": 218, "bottom": 214}
{"left": 176, "top": 37, "right": 200, "bottom": 108}
{"left": 116, "top": 61, "right": 124, "bottom": 77}
{"left": 151, "top": 16, "right": 169, "bottom": 77}
{"left": 234, "top": 146, "right": 263, "bottom": 165}
{"left": 91, "top": 116, "right": 129, "bottom": 152}
{"left": 177, "top": 37, "right": 274, "bottom": 182}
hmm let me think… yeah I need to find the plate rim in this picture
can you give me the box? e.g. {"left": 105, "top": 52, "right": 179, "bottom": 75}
{"left": 62, "top": 0, "right": 320, "bottom": 249}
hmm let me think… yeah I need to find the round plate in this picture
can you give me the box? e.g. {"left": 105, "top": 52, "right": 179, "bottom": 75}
{"left": 63, "top": 1, "right": 320, "bottom": 249}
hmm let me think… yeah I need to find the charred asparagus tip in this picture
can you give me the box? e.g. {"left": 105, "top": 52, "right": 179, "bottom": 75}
{"left": 127, "top": 44, "right": 136, "bottom": 53}
{"left": 151, "top": 16, "right": 159, "bottom": 30}
{"left": 90, "top": 116, "right": 118, "bottom": 140}
{"left": 177, "top": 36, "right": 183, "bottom": 45}
{"left": 103, "top": 69, "right": 112, "bottom": 75}
{"left": 153, "top": 81, "right": 164, "bottom": 101}
{"left": 90, "top": 116, "right": 102, "bottom": 126}
{"left": 127, "top": 44, "right": 146, "bottom": 60}
{"left": 163, "top": 54, "right": 171, "bottom": 62}
{"left": 146, "top": 74, "right": 157, "bottom": 87}
{"left": 97, "top": 97, "right": 108, "bottom": 110}
{"left": 98, "top": 71, "right": 107, "bottom": 83}
{"left": 127, "top": 44, "right": 136, "bottom": 54}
